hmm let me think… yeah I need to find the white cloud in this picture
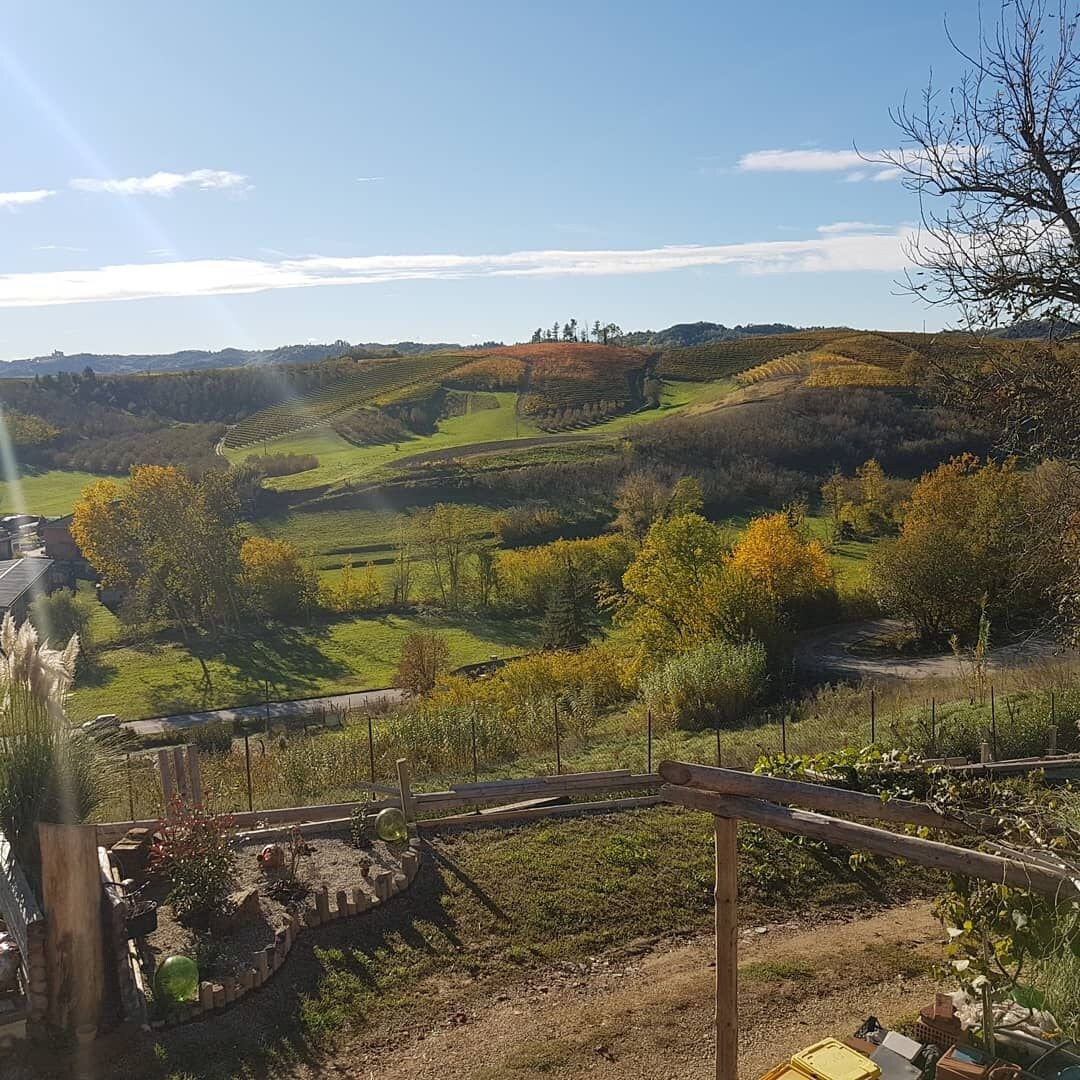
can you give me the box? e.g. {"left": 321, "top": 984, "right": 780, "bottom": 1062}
{"left": 0, "top": 189, "right": 55, "bottom": 209}
{"left": 817, "top": 221, "right": 891, "bottom": 235}
{"left": 843, "top": 171, "right": 867, "bottom": 183}
{"left": 70, "top": 169, "right": 248, "bottom": 196}
{"left": 871, "top": 167, "right": 902, "bottom": 182}
{"left": 355, "top": 176, "right": 385, "bottom": 183}
{"left": 0, "top": 231, "right": 912, "bottom": 309}
{"left": 737, "top": 149, "right": 867, "bottom": 173}
{"left": 34, "top": 243, "right": 87, "bottom": 253}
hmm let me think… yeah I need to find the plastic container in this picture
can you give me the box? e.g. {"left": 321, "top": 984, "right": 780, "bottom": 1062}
{"left": 758, "top": 1064, "right": 814, "bottom": 1080}
{"left": 792, "top": 1038, "right": 881, "bottom": 1080}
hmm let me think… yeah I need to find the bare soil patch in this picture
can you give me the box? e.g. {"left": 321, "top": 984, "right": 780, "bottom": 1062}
{"left": 343, "top": 900, "right": 943, "bottom": 1080}
{"left": 144, "top": 836, "right": 400, "bottom": 981}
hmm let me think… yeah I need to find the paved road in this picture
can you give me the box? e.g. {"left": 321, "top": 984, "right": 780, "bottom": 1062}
{"left": 122, "top": 686, "right": 406, "bottom": 738}
{"left": 795, "top": 618, "right": 1078, "bottom": 681}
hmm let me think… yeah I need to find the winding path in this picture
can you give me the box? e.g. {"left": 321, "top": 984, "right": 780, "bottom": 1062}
{"left": 121, "top": 686, "right": 405, "bottom": 738}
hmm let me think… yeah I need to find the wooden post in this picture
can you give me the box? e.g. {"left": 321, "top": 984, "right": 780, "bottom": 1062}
{"left": 368, "top": 714, "right": 376, "bottom": 784}
{"left": 244, "top": 734, "right": 254, "bottom": 812}
{"left": 39, "top": 824, "right": 107, "bottom": 1033}
{"left": 126, "top": 753, "right": 135, "bottom": 821}
{"left": 1049, "top": 723, "right": 1058, "bottom": 756}
{"left": 980, "top": 740, "right": 992, "bottom": 764}
{"left": 186, "top": 745, "right": 203, "bottom": 806}
{"left": 991, "top": 685, "right": 998, "bottom": 760}
{"left": 715, "top": 720, "right": 721, "bottom": 767}
{"left": 870, "top": 688, "right": 876, "bottom": 744}
{"left": 157, "top": 748, "right": 176, "bottom": 814}
{"left": 396, "top": 758, "right": 415, "bottom": 825}
{"left": 931, "top": 698, "right": 936, "bottom": 750}
{"left": 471, "top": 711, "right": 479, "bottom": 783}
{"left": 554, "top": 700, "right": 561, "bottom": 775}
{"left": 647, "top": 709, "right": 653, "bottom": 776}
{"left": 781, "top": 712, "right": 787, "bottom": 757}
{"left": 172, "top": 746, "right": 190, "bottom": 804}
{"left": 714, "top": 816, "right": 738, "bottom": 1080}
{"left": 1050, "top": 691, "right": 1057, "bottom": 756}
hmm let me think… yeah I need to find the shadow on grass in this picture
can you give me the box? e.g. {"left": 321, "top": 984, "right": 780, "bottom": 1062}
{"left": 101, "top": 847, "right": 464, "bottom": 1080}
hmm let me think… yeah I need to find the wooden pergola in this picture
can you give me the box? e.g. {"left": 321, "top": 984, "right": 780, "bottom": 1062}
{"left": 659, "top": 760, "right": 1080, "bottom": 1080}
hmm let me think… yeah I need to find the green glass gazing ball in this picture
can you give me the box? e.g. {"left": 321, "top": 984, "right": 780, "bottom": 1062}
{"left": 375, "top": 806, "right": 408, "bottom": 842}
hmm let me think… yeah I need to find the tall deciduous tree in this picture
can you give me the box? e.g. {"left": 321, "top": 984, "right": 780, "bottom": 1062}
{"left": 883, "top": 0, "right": 1080, "bottom": 329}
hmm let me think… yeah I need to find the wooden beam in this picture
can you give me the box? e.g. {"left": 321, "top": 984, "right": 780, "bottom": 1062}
{"left": 659, "top": 760, "right": 987, "bottom": 835}
{"left": 714, "top": 816, "right": 738, "bottom": 1080}
{"left": 663, "top": 785, "right": 1079, "bottom": 899}
{"left": 416, "top": 795, "right": 665, "bottom": 830}
{"left": 39, "top": 823, "right": 107, "bottom": 1032}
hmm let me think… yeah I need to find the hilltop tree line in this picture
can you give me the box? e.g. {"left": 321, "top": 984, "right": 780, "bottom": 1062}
{"left": 529, "top": 320, "right": 623, "bottom": 344}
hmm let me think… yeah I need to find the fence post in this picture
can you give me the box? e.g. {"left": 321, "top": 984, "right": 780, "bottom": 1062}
{"left": 396, "top": 758, "right": 415, "bottom": 825}
{"left": 990, "top": 685, "right": 998, "bottom": 760}
{"left": 244, "top": 734, "right": 254, "bottom": 813}
{"left": 157, "top": 748, "right": 176, "bottom": 814}
{"left": 126, "top": 753, "right": 135, "bottom": 822}
{"left": 186, "top": 745, "right": 203, "bottom": 807}
{"left": 471, "top": 711, "right": 479, "bottom": 783}
{"left": 367, "top": 714, "right": 376, "bottom": 785}
{"left": 781, "top": 712, "right": 787, "bottom": 757}
{"left": 554, "top": 700, "right": 562, "bottom": 776}
{"left": 647, "top": 709, "right": 653, "bottom": 775}
{"left": 931, "top": 698, "right": 936, "bottom": 751}
{"left": 870, "top": 688, "right": 876, "bottom": 745}
{"left": 715, "top": 720, "right": 721, "bottom": 767}
{"left": 39, "top": 824, "right": 106, "bottom": 1034}
{"left": 981, "top": 740, "right": 992, "bottom": 764}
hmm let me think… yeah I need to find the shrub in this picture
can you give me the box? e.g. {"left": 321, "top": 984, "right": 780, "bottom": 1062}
{"left": 192, "top": 721, "right": 234, "bottom": 755}
{"left": 641, "top": 638, "right": 768, "bottom": 731}
{"left": 396, "top": 632, "right": 450, "bottom": 696}
{"left": 0, "top": 615, "right": 110, "bottom": 870}
{"left": 151, "top": 797, "right": 237, "bottom": 925}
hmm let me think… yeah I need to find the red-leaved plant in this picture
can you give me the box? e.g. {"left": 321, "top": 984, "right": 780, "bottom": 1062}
{"left": 150, "top": 796, "right": 237, "bottom": 926}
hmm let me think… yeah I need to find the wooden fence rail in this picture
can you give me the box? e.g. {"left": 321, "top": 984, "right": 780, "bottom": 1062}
{"left": 96, "top": 769, "right": 663, "bottom": 845}
{"left": 659, "top": 759, "right": 1080, "bottom": 1080}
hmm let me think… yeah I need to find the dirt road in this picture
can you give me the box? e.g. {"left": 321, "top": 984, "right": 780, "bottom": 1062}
{"left": 796, "top": 618, "right": 1078, "bottom": 683}
{"left": 345, "top": 900, "right": 943, "bottom": 1080}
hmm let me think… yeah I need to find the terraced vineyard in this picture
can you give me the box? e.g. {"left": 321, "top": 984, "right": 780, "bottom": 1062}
{"left": 222, "top": 352, "right": 470, "bottom": 448}
{"left": 514, "top": 343, "right": 654, "bottom": 429}
{"left": 658, "top": 330, "right": 845, "bottom": 381}
{"left": 735, "top": 352, "right": 812, "bottom": 385}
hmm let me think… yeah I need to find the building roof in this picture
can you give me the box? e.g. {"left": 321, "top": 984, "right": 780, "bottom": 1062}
{"left": 0, "top": 558, "right": 52, "bottom": 611}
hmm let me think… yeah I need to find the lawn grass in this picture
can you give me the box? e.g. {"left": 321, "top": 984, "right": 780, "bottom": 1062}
{"left": 227, "top": 378, "right": 737, "bottom": 496}
{"left": 70, "top": 612, "right": 537, "bottom": 721}
{"left": 0, "top": 467, "right": 117, "bottom": 517}
{"left": 104, "top": 805, "right": 929, "bottom": 1080}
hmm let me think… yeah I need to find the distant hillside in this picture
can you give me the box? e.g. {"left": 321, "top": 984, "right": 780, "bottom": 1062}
{"left": 0, "top": 339, "right": 462, "bottom": 377}
{"left": 618, "top": 321, "right": 816, "bottom": 348}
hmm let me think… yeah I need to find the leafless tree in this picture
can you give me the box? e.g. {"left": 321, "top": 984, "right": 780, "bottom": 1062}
{"left": 879, "top": 1, "right": 1080, "bottom": 330}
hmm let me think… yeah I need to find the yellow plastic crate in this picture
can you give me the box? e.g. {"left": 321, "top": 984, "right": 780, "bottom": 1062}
{"left": 758, "top": 1064, "right": 814, "bottom": 1080}
{"left": 792, "top": 1039, "right": 880, "bottom": 1080}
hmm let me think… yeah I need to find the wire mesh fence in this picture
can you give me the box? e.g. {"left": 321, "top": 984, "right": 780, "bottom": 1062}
{"left": 97, "top": 663, "right": 1080, "bottom": 826}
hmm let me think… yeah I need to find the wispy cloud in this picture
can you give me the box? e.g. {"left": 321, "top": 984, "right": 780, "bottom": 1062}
{"left": 0, "top": 231, "right": 912, "bottom": 309}
{"left": 70, "top": 169, "right": 249, "bottom": 197}
{"left": 738, "top": 148, "right": 867, "bottom": 173}
{"left": 355, "top": 176, "right": 385, "bottom": 183}
{"left": 34, "top": 243, "right": 87, "bottom": 253}
{"left": 816, "top": 221, "right": 892, "bottom": 235}
{"left": 738, "top": 149, "right": 902, "bottom": 183}
{"left": 0, "top": 189, "right": 55, "bottom": 209}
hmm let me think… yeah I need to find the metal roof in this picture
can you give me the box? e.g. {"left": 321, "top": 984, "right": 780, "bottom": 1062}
{"left": 0, "top": 558, "right": 52, "bottom": 611}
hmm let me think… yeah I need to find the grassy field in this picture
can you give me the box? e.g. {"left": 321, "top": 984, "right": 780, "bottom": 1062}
{"left": 0, "top": 467, "right": 116, "bottom": 517}
{"left": 70, "top": 611, "right": 536, "bottom": 721}
{"left": 227, "top": 378, "right": 735, "bottom": 495}
{"left": 97, "top": 805, "right": 929, "bottom": 1080}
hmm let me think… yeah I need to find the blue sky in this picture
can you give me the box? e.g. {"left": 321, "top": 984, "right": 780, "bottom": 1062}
{"left": 0, "top": 1, "right": 982, "bottom": 359}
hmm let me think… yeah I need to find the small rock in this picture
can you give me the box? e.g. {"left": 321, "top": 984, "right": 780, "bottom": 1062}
{"left": 754, "top": 926, "right": 768, "bottom": 935}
